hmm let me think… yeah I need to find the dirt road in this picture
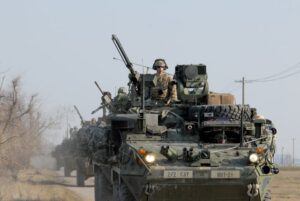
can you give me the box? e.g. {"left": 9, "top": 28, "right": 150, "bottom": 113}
{"left": 57, "top": 169, "right": 95, "bottom": 201}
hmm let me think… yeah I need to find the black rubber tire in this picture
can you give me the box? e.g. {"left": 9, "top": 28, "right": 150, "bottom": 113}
{"left": 190, "top": 104, "right": 253, "bottom": 121}
{"left": 263, "top": 190, "right": 272, "bottom": 201}
{"left": 94, "top": 164, "right": 113, "bottom": 201}
{"left": 76, "top": 158, "right": 85, "bottom": 187}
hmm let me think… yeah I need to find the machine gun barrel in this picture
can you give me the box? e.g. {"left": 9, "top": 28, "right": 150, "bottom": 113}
{"left": 74, "top": 105, "right": 84, "bottom": 124}
{"left": 112, "top": 34, "right": 138, "bottom": 83}
{"left": 94, "top": 81, "right": 104, "bottom": 95}
{"left": 94, "top": 81, "right": 112, "bottom": 102}
{"left": 91, "top": 105, "right": 104, "bottom": 115}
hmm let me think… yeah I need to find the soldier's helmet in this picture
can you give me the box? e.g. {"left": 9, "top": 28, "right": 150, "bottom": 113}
{"left": 118, "top": 87, "right": 128, "bottom": 95}
{"left": 152, "top": 58, "right": 168, "bottom": 70}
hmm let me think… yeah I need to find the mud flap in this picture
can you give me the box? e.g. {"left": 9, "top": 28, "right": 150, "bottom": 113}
{"left": 111, "top": 168, "right": 136, "bottom": 201}
{"left": 94, "top": 164, "right": 113, "bottom": 201}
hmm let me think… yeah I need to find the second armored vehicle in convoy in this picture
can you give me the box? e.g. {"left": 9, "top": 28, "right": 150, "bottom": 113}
{"left": 51, "top": 128, "right": 77, "bottom": 177}
{"left": 73, "top": 106, "right": 95, "bottom": 187}
{"left": 83, "top": 35, "right": 279, "bottom": 201}
{"left": 52, "top": 107, "right": 94, "bottom": 186}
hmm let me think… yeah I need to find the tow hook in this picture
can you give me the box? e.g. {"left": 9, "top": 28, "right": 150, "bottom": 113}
{"left": 144, "top": 184, "right": 155, "bottom": 195}
{"left": 247, "top": 184, "right": 259, "bottom": 198}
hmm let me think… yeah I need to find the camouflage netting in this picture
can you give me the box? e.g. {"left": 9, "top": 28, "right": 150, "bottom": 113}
{"left": 89, "top": 126, "right": 111, "bottom": 164}
{"left": 76, "top": 126, "right": 93, "bottom": 157}
{"left": 77, "top": 126, "right": 110, "bottom": 163}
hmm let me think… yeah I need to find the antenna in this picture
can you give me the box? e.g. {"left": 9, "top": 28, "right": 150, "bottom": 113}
{"left": 113, "top": 57, "right": 151, "bottom": 71}
{"left": 137, "top": 73, "right": 146, "bottom": 133}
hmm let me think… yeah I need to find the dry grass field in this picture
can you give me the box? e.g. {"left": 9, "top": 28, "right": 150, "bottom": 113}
{"left": 271, "top": 167, "right": 300, "bottom": 201}
{"left": 0, "top": 169, "right": 83, "bottom": 201}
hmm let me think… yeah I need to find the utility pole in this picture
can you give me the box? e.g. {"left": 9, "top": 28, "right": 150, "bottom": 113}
{"left": 281, "top": 146, "right": 284, "bottom": 166}
{"left": 292, "top": 138, "right": 295, "bottom": 167}
{"left": 242, "top": 77, "right": 245, "bottom": 106}
{"left": 235, "top": 77, "right": 246, "bottom": 106}
{"left": 236, "top": 77, "right": 246, "bottom": 147}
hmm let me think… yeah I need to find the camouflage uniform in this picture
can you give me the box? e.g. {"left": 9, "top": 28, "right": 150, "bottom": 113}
{"left": 112, "top": 87, "right": 130, "bottom": 113}
{"left": 150, "top": 59, "right": 177, "bottom": 103}
{"left": 151, "top": 73, "right": 177, "bottom": 102}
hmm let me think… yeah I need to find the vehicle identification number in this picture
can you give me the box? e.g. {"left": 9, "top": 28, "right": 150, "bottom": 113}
{"left": 211, "top": 170, "right": 240, "bottom": 179}
{"left": 163, "top": 170, "right": 193, "bottom": 179}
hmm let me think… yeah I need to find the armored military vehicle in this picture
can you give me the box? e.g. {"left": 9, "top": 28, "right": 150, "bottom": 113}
{"left": 74, "top": 124, "right": 94, "bottom": 187}
{"left": 73, "top": 106, "right": 95, "bottom": 187}
{"left": 52, "top": 135, "right": 76, "bottom": 177}
{"left": 51, "top": 143, "right": 64, "bottom": 171}
{"left": 52, "top": 118, "right": 93, "bottom": 186}
{"left": 86, "top": 35, "right": 279, "bottom": 201}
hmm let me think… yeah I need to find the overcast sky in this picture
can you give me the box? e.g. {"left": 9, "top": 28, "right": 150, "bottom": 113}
{"left": 0, "top": 0, "right": 299, "bottom": 158}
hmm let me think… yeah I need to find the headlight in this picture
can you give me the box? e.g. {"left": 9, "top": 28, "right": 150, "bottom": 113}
{"left": 145, "top": 153, "right": 156, "bottom": 163}
{"left": 249, "top": 153, "right": 259, "bottom": 163}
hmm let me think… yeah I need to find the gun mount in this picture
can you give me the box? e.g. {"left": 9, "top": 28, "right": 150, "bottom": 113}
{"left": 91, "top": 81, "right": 112, "bottom": 116}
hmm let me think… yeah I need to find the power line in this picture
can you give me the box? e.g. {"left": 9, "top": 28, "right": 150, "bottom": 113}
{"left": 248, "top": 62, "right": 300, "bottom": 83}
{"left": 234, "top": 62, "right": 300, "bottom": 102}
{"left": 249, "top": 69, "right": 300, "bottom": 83}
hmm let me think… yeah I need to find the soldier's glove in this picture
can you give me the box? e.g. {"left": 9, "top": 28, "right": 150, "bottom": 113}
{"left": 158, "top": 88, "right": 164, "bottom": 95}
{"left": 128, "top": 72, "right": 139, "bottom": 84}
{"left": 170, "top": 79, "right": 177, "bottom": 85}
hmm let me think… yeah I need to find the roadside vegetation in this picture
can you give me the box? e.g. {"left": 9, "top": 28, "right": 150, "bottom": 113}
{"left": 0, "top": 169, "right": 82, "bottom": 201}
{"left": 0, "top": 76, "right": 82, "bottom": 200}
{"left": 0, "top": 77, "right": 51, "bottom": 171}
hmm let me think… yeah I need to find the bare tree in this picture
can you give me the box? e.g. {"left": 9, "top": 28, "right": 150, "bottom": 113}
{"left": 0, "top": 77, "right": 53, "bottom": 170}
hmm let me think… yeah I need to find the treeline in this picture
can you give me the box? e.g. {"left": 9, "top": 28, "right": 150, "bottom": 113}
{"left": 0, "top": 77, "right": 51, "bottom": 171}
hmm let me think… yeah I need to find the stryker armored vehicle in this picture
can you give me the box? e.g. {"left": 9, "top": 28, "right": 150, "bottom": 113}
{"left": 51, "top": 143, "right": 64, "bottom": 171}
{"left": 72, "top": 106, "right": 95, "bottom": 186}
{"left": 73, "top": 125, "right": 94, "bottom": 187}
{"left": 52, "top": 135, "right": 76, "bottom": 177}
{"left": 52, "top": 115, "right": 93, "bottom": 186}
{"left": 86, "top": 35, "right": 279, "bottom": 201}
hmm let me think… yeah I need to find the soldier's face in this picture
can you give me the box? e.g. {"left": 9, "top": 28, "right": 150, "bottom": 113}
{"left": 156, "top": 66, "right": 165, "bottom": 74}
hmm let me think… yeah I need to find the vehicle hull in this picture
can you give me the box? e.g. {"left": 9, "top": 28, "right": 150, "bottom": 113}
{"left": 120, "top": 166, "right": 270, "bottom": 201}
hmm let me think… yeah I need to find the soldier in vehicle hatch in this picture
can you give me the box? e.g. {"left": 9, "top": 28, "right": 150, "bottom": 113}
{"left": 111, "top": 87, "right": 130, "bottom": 113}
{"left": 151, "top": 58, "right": 178, "bottom": 104}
